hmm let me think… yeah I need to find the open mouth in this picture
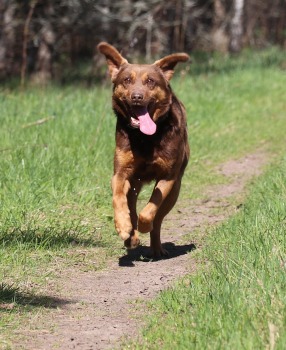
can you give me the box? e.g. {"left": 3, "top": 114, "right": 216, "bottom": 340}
{"left": 129, "top": 105, "right": 157, "bottom": 135}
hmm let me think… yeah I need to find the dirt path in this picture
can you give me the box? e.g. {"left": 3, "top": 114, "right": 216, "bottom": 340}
{"left": 18, "top": 150, "right": 268, "bottom": 350}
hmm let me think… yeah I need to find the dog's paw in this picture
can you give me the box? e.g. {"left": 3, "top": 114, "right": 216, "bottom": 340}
{"left": 118, "top": 230, "right": 131, "bottom": 241}
{"left": 115, "top": 215, "right": 133, "bottom": 241}
{"left": 138, "top": 212, "right": 154, "bottom": 233}
{"left": 124, "top": 231, "right": 140, "bottom": 249}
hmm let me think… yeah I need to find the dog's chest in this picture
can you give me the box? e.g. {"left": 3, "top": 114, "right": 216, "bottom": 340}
{"left": 133, "top": 152, "right": 173, "bottom": 181}
{"left": 115, "top": 125, "right": 183, "bottom": 181}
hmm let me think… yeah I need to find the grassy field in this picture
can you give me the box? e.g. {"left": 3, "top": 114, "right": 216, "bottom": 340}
{"left": 130, "top": 157, "right": 286, "bottom": 350}
{"left": 0, "top": 47, "right": 285, "bottom": 346}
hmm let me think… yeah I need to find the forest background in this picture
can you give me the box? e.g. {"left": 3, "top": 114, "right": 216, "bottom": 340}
{"left": 0, "top": 0, "right": 285, "bottom": 85}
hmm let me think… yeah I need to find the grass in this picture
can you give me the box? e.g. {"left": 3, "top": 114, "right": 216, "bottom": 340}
{"left": 0, "top": 87, "right": 116, "bottom": 247}
{"left": 129, "top": 156, "right": 286, "bottom": 350}
{"left": 178, "top": 47, "right": 286, "bottom": 196}
{"left": 0, "top": 47, "right": 285, "bottom": 344}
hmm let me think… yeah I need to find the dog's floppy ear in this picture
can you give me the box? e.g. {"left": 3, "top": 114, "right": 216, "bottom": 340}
{"left": 155, "top": 53, "right": 190, "bottom": 81}
{"left": 97, "top": 42, "right": 128, "bottom": 81}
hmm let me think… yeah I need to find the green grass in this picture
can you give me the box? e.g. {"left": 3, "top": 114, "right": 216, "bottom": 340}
{"left": 130, "top": 157, "right": 286, "bottom": 350}
{"left": 0, "top": 86, "right": 117, "bottom": 245}
{"left": 0, "top": 48, "right": 285, "bottom": 344}
{"left": 177, "top": 48, "right": 286, "bottom": 196}
{"left": 0, "top": 88, "right": 117, "bottom": 265}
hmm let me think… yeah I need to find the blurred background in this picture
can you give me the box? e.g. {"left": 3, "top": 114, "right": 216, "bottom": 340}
{"left": 0, "top": 0, "right": 285, "bottom": 84}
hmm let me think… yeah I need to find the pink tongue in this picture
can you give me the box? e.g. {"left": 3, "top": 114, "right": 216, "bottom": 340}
{"left": 136, "top": 108, "right": 157, "bottom": 135}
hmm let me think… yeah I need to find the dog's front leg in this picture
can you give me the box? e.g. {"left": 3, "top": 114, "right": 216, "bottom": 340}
{"left": 138, "top": 179, "right": 175, "bottom": 233}
{"left": 112, "top": 174, "right": 133, "bottom": 241}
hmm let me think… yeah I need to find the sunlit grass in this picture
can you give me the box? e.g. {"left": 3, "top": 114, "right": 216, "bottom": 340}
{"left": 131, "top": 157, "right": 286, "bottom": 349}
{"left": 0, "top": 48, "right": 285, "bottom": 344}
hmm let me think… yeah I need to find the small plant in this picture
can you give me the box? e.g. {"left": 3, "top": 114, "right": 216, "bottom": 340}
{"left": 0, "top": 283, "right": 19, "bottom": 303}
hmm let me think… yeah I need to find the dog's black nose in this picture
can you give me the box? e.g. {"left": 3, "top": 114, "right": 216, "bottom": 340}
{"left": 131, "top": 92, "right": 143, "bottom": 101}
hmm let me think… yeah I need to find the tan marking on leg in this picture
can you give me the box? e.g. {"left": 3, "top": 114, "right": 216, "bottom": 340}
{"left": 112, "top": 175, "right": 132, "bottom": 241}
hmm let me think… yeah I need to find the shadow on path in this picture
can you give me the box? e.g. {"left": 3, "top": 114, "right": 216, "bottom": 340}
{"left": 0, "top": 282, "right": 74, "bottom": 310}
{"left": 118, "top": 242, "right": 196, "bottom": 267}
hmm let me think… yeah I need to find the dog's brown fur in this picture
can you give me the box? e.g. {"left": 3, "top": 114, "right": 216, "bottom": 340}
{"left": 97, "top": 42, "right": 190, "bottom": 257}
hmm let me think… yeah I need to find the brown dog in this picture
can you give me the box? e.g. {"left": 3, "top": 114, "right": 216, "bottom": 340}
{"left": 97, "top": 42, "right": 190, "bottom": 258}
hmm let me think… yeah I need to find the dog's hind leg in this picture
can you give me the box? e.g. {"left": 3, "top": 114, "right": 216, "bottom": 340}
{"left": 150, "top": 179, "right": 182, "bottom": 258}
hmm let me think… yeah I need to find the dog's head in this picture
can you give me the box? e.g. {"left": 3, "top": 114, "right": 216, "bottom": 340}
{"left": 97, "top": 42, "right": 189, "bottom": 135}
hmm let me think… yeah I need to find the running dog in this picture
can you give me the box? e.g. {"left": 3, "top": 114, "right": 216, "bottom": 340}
{"left": 97, "top": 42, "right": 190, "bottom": 257}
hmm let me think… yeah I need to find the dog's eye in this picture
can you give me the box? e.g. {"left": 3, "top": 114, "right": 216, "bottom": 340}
{"left": 146, "top": 78, "right": 155, "bottom": 88}
{"left": 123, "top": 77, "right": 131, "bottom": 85}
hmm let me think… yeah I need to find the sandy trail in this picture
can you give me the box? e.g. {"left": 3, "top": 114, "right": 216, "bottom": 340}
{"left": 18, "top": 150, "right": 267, "bottom": 350}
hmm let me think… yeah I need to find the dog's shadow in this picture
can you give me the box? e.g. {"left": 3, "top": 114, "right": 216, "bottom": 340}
{"left": 118, "top": 242, "right": 196, "bottom": 267}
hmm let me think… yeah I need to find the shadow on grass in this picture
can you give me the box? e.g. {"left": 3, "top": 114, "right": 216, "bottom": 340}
{"left": 0, "top": 283, "right": 73, "bottom": 311}
{"left": 0, "top": 226, "right": 108, "bottom": 249}
{"left": 118, "top": 242, "right": 196, "bottom": 267}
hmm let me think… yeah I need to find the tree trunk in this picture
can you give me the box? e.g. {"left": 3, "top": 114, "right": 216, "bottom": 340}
{"left": 211, "top": 0, "right": 229, "bottom": 52}
{"left": 0, "top": 1, "right": 16, "bottom": 78}
{"left": 32, "top": 23, "right": 55, "bottom": 84}
{"left": 31, "top": 2, "right": 55, "bottom": 85}
{"left": 229, "top": 0, "right": 244, "bottom": 53}
{"left": 21, "top": 0, "right": 38, "bottom": 87}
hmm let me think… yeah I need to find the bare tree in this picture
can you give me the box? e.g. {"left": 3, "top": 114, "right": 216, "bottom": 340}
{"left": 229, "top": 0, "right": 244, "bottom": 52}
{"left": 29, "top": 1, "right": 55, "bottom": 84}
{"left": 0, "top": 1, "right": 17, "bottom": 78}
{"left": 21, "top": 0, "right": 38, "bottom": 86}
{"left": 211, "top": 0, "right": 229, "bottom": 52}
